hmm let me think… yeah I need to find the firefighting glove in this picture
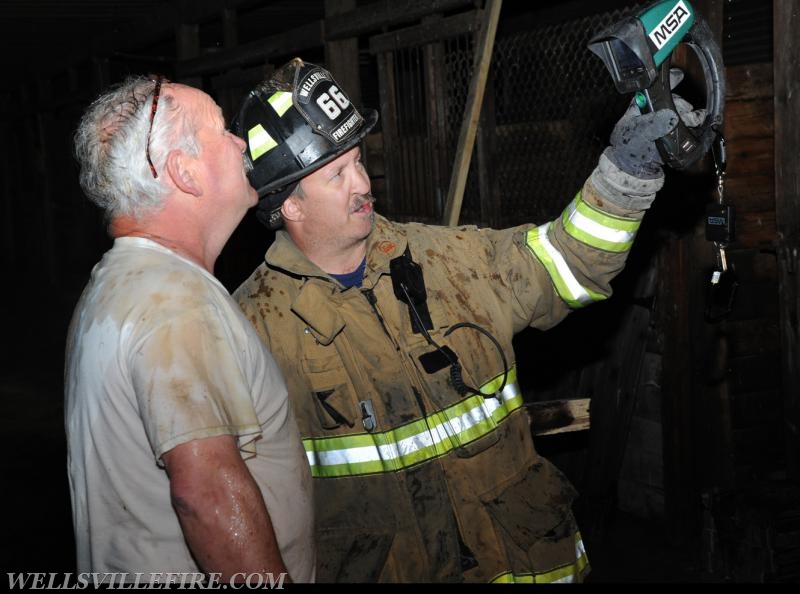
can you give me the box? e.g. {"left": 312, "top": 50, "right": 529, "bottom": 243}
{"left": 593, "top": 68, "right": 706, "bottom": 210}
{"left": 605, "top": 108, "right": 679, "bottom": 179}
{"left": 604, "top": 69, "right": 706, "bottom": 179}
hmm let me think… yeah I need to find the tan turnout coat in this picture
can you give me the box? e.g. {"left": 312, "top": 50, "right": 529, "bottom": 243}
{"left": 235, "top": 176, "right": 645, "bottom": 582}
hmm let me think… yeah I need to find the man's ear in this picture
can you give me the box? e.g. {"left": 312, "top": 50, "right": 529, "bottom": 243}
{"left": 281, "top": 194, "right": 304, "bottom": 223}
{"left": 165, "top": 150, "right": 202, "bottom": 197}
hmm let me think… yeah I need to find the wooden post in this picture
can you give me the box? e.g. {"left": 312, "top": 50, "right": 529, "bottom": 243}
{"left": 659, "top": 234, "right": 697, "bottom": 543}
{"left": 325, "top": 0, "right": 362, "bottom": 109}
{"left": 441, "top": 0, "right": 502, "bottom": 226}
{"left": 655, "top": 0, "right": 726, "bottom": 544}
{"left": 423, "top": 19, "right": 449, "bottom": 219}
{"left": 476, "top": 72, "right": 499, "bottom": 227}
{"left": 774, "top": 0, "right": 800, "bottom": 480}
{"left": 376, "top": 52, "right": 398, "bottom": 214}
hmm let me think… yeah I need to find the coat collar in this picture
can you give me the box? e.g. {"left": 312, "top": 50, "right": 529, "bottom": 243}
{"left": 263, "top": 215, "right": 409, "bottom": 345}
{"left": 265, "top": 214, "right": 408, "bottom": 290}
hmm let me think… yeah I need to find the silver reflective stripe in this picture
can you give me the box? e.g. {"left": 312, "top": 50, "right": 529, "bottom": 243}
{"left": 562, "top": 194, "right": 639, "bottom": 252}
{"left": 303, "top": 368, "right": 522, "bottom": 478}
{"left": 525, "top": 224, "right": 605, "bottom": 308}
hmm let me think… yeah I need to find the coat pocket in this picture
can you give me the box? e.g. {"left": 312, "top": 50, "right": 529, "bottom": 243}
{"left": 303, "top": 355, "right": 356, "bottom": 430}
{"left": 316, "top": 528, "right": 395, "bottom": 583}
{"left": 479, "top": 459, "right": 583, "bottom": 579}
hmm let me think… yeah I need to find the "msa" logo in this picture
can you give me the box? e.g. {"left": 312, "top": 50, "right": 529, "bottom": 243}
{"left": 649, "top": 0, "right": 691, "bottom": 50}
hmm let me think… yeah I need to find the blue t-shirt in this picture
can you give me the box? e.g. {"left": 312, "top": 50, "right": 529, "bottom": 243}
{"left": 330, "top": 257, "right": 366, "bottom": 289}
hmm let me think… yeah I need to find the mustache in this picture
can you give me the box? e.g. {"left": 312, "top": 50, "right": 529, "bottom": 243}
{"left": 351, "top": 193, "right": 375, "bottom": 212}
{"left": 356, "top": 192, "right": 375, "bottom": 208}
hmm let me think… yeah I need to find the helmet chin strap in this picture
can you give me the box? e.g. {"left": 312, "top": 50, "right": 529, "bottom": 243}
{"left": 255, "top": 185, "right": 295, "bottom": 229}
{"left": 255, "top": 203, "right": 282, "bottom": 230}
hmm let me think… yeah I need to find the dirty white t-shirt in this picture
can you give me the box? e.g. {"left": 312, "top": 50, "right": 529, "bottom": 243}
{"left": 65, "top": 237, "right": 315, "bottom": 581}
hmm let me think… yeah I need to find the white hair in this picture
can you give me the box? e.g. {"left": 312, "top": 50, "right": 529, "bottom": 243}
{"left": 73, "top": 75, "right": 199, "bottom": 221}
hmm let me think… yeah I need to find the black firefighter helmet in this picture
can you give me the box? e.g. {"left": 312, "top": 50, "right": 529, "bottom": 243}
{"left": 234, "top": 57, "right": 378, "bottom": 229}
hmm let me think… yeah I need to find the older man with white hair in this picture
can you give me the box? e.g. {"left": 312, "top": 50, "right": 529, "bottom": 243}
{"left": 65, "top": 75, "right": 315, "bottom": 583}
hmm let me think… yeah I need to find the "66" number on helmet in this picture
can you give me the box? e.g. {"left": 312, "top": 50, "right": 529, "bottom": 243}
{"left": 316, "top": 85, "right": 350, "bottom": 119}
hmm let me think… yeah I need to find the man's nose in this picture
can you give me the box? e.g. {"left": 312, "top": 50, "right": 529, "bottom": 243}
{"left": 351, "top": 165, "right": 371, "bottom": 195}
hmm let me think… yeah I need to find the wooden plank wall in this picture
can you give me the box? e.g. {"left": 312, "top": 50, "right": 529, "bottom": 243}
{"left": 721, "top": 63, "right": 783, "bottom": 485}
{"left": 646, "top": 0, "right": 787, "bottom": 546}
{"left": 774, "top": 0, "right": 800, "bottom": 481}
{"left": 658, "top": 61, "right": 782, "bottom": 541}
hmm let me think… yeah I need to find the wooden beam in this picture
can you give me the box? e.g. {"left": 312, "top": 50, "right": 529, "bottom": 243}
{"left": 176, "top": 21, "right": 324, "bottom": 78}
{"left": 104, "top": 0, "right": 256, "bottom": 50}
{"left": 442, "top": 0, "right": 502, "bottom": 226}
{"left": 527, "top": 398, "right": 591, "bottom": 436}
{"left": 369, "top": 10, "right": 480, "bottom": 54}
{"left": 325, "top": 0, "right": 474, "bottom": 40}
{"left": 31, "top": 0, "right": 256, "bottom": 86}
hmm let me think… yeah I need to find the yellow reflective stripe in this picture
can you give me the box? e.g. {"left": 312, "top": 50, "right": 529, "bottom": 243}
{"left": 562, "top": 192, "right": 640, "bottom": 252}
{"left": 525, "top": 224, "right": 606, "bottom": 309}
{"left": 247, "top": 124, "right": 277, "bottom": 161}
{"left": 490, "top": 532, "right": 589, "bottom": 583}
{"left": 304, "top": 367, "right": 521, "bottom": 478}
{"left": 268, "top": 90, "right": 293, "bottom": 116}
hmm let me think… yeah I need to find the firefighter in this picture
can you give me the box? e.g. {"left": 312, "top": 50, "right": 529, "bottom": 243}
{"left": 232, "top": 57, "right": 703, "bottom": 582}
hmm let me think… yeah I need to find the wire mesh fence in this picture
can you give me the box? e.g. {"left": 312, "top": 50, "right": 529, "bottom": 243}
{"left": 377, "top": 3, "right": 644, "bottom": 228}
